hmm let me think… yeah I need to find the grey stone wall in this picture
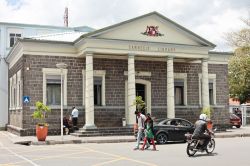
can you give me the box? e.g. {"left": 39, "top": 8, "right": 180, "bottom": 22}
{"left": 21, "top": 55, "right": 85, "bottom": 132}
{"left": 8, "top": 55, "right": 230, "bottom": 135}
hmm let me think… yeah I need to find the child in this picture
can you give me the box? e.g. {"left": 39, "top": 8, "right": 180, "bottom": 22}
{"left": 141, "top": 113, "right": 156, "bottom": 151}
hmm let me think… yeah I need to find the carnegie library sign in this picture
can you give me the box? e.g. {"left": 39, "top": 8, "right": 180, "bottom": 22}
{"left": 129, "top": 45, "right": 176, "bottom": 52}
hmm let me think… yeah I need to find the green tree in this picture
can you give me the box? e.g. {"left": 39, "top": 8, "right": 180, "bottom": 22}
{"left": 229, "top": 47, "right": 250, "bottom": 103}
{"left": 227, "top": 15, "right": 250, "bottom": 103}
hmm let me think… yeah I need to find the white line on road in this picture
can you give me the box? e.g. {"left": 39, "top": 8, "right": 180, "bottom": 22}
{"left": 0, "top": 133, "right": 40, "bottom": 166}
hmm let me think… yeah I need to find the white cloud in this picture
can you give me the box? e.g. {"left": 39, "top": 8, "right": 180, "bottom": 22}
{"left": 0, "top": 0, "right": 249, "bottom": 50}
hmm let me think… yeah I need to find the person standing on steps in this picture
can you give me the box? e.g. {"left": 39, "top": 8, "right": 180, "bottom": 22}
{"left": 71, "top": 106, "right": 79, "bottom": 131}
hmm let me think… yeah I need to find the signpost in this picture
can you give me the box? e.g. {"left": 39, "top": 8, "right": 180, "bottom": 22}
{"left": 23, "top": 96, "right": 30, "bottom": 104}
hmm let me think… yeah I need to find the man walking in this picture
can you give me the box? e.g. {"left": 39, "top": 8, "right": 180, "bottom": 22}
{"left": 134, "top": 110, "right": 150, "bottom": 150}
{"left": 71, "top": 106, "right": 79, "bottom": 131}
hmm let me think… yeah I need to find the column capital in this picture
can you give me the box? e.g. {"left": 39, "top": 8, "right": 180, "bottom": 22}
{"left": 128, "top": 53, "right": 136, "bottom": 57}
{"left": 84, "top": 51, "right": 94, "bottom": 56}
{"left": 201, "top": 58, "right": 209, "bottom": 62}
{"left": 167, "top": 55, "right": 174, "bottom": 60}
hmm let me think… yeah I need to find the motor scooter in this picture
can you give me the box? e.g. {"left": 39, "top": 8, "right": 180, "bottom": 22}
{"left": 185, "top": 130, "right": 216, "bottom": 157}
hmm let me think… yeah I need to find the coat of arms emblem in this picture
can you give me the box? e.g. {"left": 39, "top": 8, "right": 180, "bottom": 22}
{"left": 141, "top": 26, "right": 164, "bottom": 36}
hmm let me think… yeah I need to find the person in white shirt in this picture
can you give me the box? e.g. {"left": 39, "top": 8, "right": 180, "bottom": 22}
{"left": 134, "top": 110, "right": 150, "bottom": 150}
{"left": 71, "top": 106, "right": 79, "bottom": 130}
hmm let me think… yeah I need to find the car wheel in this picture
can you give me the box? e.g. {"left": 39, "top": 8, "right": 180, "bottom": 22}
{"left": 236, "top": 125, "right": 241, "bottom": 128}
{"left": 156, "top": 133, "right": 168, "bottom": 144}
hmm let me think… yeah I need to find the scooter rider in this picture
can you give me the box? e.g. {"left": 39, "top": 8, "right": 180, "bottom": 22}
{"left": 192, "top": 114, "right": 211, "bottom": 149}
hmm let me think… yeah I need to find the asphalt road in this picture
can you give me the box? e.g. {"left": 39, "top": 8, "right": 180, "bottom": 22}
{"left": 1, "top": 132, "right": 250, "bottom": 166}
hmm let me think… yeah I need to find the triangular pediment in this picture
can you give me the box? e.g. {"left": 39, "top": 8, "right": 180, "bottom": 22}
{"left": 80, "top": 12, "right": 215, "bottom": 47}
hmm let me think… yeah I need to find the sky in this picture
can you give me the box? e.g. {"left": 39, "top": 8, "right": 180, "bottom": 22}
{"left": 0, "top": 0, "right": 249, "bottom": 51}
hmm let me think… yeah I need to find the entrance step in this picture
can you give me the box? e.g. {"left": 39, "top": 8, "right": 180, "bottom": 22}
{"left": 70, "top": 127, "right": 134, "bottom": 137}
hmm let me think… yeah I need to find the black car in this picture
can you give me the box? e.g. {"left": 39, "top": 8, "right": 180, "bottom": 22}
{"left": 154, "top": 118, "right": 194, "bottom": 144}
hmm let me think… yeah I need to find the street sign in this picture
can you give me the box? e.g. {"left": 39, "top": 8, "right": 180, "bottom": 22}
{"left": 23, "top": 96, "right": 30, "bottom": 103}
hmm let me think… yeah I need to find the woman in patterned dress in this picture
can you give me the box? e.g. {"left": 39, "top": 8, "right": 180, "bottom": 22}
{"left": 141, "top": 113, "right": 157, "bottom": 151}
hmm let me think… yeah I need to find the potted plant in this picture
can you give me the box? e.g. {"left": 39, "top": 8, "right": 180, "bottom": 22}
{"left": 134, "top": 96, "right": 146, "bottom": 114}
{"left": 133, "top": 96, "right": 146, "bottom": 133}
{"left": 32, "top": 101, "right": 51, "bottom": 141}
{"left": 201, "top": 107, "right": 213, "bottom": 130}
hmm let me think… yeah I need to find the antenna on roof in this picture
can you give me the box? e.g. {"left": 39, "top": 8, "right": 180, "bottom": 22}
{"left": 64, "top": 7, "right": 68, "bottom": 27}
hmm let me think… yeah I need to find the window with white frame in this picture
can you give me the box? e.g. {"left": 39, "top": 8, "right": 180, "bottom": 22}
{"left": 16, "top": 70, "right": 23, "bottom": 108}
{"left": 94, "top": 76, "right": 102, "bottom": 106}
{"left": 174, "top": 73, "right": 187, "bottom": 106}
{"left": 9, "top": 77, "right": 13, "bottom": 109}
{"left": 82, "top": 70, "right": 106, "bottom": 106}
{"left": 43, "top": 68, "right": 67, "bottom": 106}
{"left": 9, "top": 74, "right": 17, "bottom": 109}
{"left": 7, "top": 28, "right": 22, "bottom": 48}
{"left": 9, "top": 33, "right": 21, "bottom": 47}
{"left": 209, "top": 81, "right": 214, "bottom": 105}
{"left": 199, "top": 74, "right": 216, "bottom": 105}
{"left": 174, "top": 79, "right": 184, "bottom": 105}
{"left": 46, "top": 75, "right": 61, "bottom": 105}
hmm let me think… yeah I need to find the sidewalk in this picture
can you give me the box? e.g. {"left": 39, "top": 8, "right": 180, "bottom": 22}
{"left": 215, "top": 126, "right": 250, "bottom": 138}
{"left": 3, "top": 126, "right": 250, "bottom": 146}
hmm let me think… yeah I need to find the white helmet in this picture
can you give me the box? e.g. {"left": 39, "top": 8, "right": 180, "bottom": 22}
{"left": 199, "top": 113, "right": 207, "bottom": 121}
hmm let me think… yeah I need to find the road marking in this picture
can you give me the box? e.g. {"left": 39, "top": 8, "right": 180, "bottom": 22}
{"left": 4, "top": 149, "right": 93, "bottom": 165}
{"left": 124, "top": 157, "right": 158, "bottom": 166}
{"left": 0, "top": 141, "right": 39, "bottom": 166}
{"left": 92, "top": 157, "right": 125, "bottom": 166}
{"left": 85, "top": 147, "right": 158, "bottom": 166}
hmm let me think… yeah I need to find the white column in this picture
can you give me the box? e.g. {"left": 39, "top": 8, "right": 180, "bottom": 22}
{"left": 127, "top": 54, "right": 136, "bottom": 125}
{"left": 167, "top": 56, "right": 175, "bottom": 118}
{"left": 83, "top": 53, "right": 96, "bottom": 129}
{"left": 202, "top": 59, "right": 210, "bottom": 108}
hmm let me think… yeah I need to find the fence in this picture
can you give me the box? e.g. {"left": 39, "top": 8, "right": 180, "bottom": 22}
{"left": 241, "top": 105, "right": 250, "bottom": 126}
{"left": 229, "top": 105, "right": 250, "bottom": 126}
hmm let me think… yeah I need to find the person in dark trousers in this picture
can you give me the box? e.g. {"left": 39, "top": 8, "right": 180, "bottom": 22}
{"left": 71, "top": 106, "right": 79, "bottom": 131}
{"left": 192, "top": 113, "right": 211, "bottom": 150}
{"left": 141, "top": 113, "right": 156, "bottom": 151}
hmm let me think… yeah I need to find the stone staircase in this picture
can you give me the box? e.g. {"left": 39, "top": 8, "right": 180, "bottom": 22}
{"left": 70, "top": 127, "right": 134, "bottom": 137}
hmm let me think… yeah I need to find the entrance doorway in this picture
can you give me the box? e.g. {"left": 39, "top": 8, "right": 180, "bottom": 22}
{"left": 136, "top": 83, "right": 146, "bottom": 103}
{"left": 125, "top": 79, "right": 151, "bottom": 125}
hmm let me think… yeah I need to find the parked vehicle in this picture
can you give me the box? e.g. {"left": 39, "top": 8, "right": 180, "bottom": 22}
{"left": 134, "top": 118, "right": 195, "bottom": 144}
{"left": 185, "top": 130, "right": 216, "bottom": 157}
{"left": 154, "top": 118, "right": 195, "bottom": 144}
{"left": 230, "top": 113, "right": 241, "bottom": 128}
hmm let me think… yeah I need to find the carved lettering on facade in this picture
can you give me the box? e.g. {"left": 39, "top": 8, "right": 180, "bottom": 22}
{"left": 129, "top": 45, "right": 150, "bottom": 51}
{"left": 157, "top": 47, "right": 176, "bottom": 52}
{"left": 129, "top": 45, "right": 175, "bottom": 52}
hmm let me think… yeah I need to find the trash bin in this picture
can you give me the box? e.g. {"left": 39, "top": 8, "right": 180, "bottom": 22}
{"left": 122, "top": 118, "right": 126, "bottom": 127}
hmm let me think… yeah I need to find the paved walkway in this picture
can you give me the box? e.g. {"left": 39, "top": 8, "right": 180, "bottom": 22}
{"left": 2, "top": 126, "right": 250, "bottom": 146}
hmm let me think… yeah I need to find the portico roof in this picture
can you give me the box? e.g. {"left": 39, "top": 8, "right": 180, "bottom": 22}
{"left": 75, "top": 11, "right": 216, "bottom": 48}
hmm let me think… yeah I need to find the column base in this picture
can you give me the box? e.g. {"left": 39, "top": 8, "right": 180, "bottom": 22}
{"left": 82, "top": 124, "right": 97, "bottom": 129}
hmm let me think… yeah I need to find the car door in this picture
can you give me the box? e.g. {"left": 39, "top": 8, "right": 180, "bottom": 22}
{"left": 155, "top": 119, "right": 174, "bottom": 141}
{"left": 165, "top": 119, "right": 182, "bottom": 141}
{"left": 174, "top": 119, "right": 193, "bottom": 140}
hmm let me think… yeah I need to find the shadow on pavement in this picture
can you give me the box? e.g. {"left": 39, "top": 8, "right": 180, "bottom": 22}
{"left": 190, "top": 152, "right": 218, "bottom": 158}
